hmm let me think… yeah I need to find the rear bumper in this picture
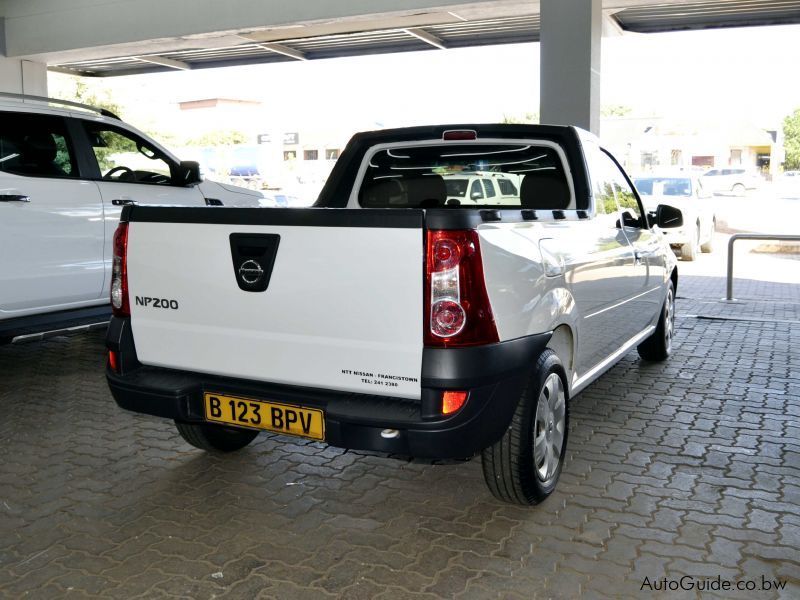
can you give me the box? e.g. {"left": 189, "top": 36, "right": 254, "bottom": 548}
{"left": 106, "top": 317, "right": 551, "bottom": 458}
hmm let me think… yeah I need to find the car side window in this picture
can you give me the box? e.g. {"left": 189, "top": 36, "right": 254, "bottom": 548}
{"left": 497, "top": 178, "right": 518, "bottom": 196}
{"left": 601, "top": 149, "right": 644, "bottom": 228}
{"left": 82, "top": 122, "right": 175, "bottom": 185}
{"left": 0, "top": 112, "right": 79, "bottom": 179}
{"left": 469, "top": 180, "right": 484, "bottom": 201}
{"left": 482, "top": 179, "right": 497, "bottom": 198}
{"left": 586, "top": 146, "right": 619, "bottom": 216}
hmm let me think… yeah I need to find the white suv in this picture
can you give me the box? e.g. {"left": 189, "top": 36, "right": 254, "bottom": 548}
{"left": 700, "top": 167, "right": 761, "bottom": 195}
{"left": 442, "top": 172, "right": 524, "bottom": 206}
{"left": 0, "top": 93, "right": 264, "bottom": 343}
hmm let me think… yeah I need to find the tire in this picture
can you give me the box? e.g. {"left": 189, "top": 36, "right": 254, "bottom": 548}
{"left": 681, "top": 225, "right": 699, "bottom": 261}
{"left": 732, "top": 183, "right": 746, "bottom": 196}
{"left": 175, "top": 420, "right": 259, "bottom": 452}
{"left": 481, "top": 349, "right": 568, "bottom": 505}
{"left": 637, "top": 279, "right": 675, "bottom": 362}
{"left": 700, "top": 219, "right": 715, "bottom": 253}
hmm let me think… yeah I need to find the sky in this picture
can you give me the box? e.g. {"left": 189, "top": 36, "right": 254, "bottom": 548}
{"left": 50, "top": 23, "right": 800, "bottom": 137}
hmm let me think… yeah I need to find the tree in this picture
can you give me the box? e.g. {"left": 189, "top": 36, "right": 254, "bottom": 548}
{"left": 187, "top": 130, "right": 250, "bottom": 147}
{"left": 53, "top": 79, "right": 128, "bottom": 171}
{"left": 502, "top": 112, "right": 539, "bottom": 124}
{"left": 783, "top": 108, "right": 800, "bottom": 171}
{"left": 601, "top": 105, "right": 632, "bottom": 118}
{"left": 55, "top": 78, "right": 123, "bottom": 119}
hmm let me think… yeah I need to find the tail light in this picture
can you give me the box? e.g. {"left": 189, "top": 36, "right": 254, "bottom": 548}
{"left": 424, "top": 230, "right": 499, "bottom": 347}
{"left": 111, "top": 222, "right": 129, "bottom": 317}
{"left": 442, "top": 129, "right": 477, "bottom": 141}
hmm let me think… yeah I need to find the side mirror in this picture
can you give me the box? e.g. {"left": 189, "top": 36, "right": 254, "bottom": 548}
{"left": 177, "top": 160, "right": 202, "bottom": 186}
{"left": 471, "top": 192, "right": 482, "bottom": 200}
{"left": 654, "top": 204, "right": 683, "bottom": 228}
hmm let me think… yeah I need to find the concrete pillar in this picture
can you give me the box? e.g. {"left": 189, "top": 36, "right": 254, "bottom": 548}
{"left": 0, "top": 59, "right": 47, "bottom": 96}
{"left": 1, "top": 17, "right": 48, "bottom": 96}
{"left": 540, "top": 0, "right": 602, "bottom": 135}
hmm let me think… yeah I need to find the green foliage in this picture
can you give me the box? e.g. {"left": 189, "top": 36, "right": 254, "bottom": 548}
{"left": 783, "top": 108, "right": 800, "bottom": 171}
{"left": 56, "top": 79, "right": 123, "bottom": 119}
{"left": 54, "top": 79, "right": 127, "bottom": 171}
{"left": 503, "top": 106, "right": 633, "bottom": 125}
{"left": 601, "top": 105, "right": 633, "bottom": 117}
{"left": 187, "top": 130, "right": 250, "bottom": 147}
{"left": 502, "top": 112, "right": 539, "bottom": 124}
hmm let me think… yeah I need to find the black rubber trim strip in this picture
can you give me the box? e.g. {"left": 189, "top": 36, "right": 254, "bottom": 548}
{"left": 121, "top": 206, "right": 424, "bottom": 228}
{"left": 0, "top": 304, "right": 111, "bottom": 339}
{"left": 424, "top": 208, "right": 590, "bottom": 230}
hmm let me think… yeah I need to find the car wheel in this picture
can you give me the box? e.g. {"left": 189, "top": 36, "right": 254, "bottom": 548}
{"left": 481, "top": 349, "right": 568, "bottom": 505}
{"left": 637, "top": 279, "right": 675, "bottom": 362}
{"left": 700, "top": 219, "right": 715, "bottom": 253}
{"left": 175, "top": 420, "right": 259, "bottom": 452}
{"left": 732, "top": 183, "right": 746, "bottom": 196}
{"left": 681, "top": 225, "right": 699, "bottom": 261}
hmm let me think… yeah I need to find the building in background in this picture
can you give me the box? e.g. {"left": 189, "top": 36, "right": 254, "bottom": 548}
{"left": 602, "top": 116, "right": 784, "bottom": 179}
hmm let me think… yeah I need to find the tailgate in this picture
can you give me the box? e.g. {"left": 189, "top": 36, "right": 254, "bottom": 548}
{"left": 126, "top": 208, "right": 424, "bottom": 399}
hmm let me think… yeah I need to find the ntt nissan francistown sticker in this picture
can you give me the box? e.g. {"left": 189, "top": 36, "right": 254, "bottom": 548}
{"left": 340, "top": 369, "right": 419, "bottom": 389}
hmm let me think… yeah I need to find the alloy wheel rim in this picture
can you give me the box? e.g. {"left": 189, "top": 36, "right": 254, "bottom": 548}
{"left": 665, "top": 288, "right": 675, "bottom": 352}
{"left": 533, "top": 373, "right": 566, "bottom": 485}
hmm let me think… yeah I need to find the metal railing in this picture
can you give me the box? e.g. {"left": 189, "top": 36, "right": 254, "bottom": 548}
{"left": 726, "top": 233, "right": 800, "bottom": 300}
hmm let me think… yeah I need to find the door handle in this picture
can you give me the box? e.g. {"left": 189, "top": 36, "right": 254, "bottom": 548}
{"left": 111, "top": 198, "right": 136, "bottom": 206}
{"left": 0, "top": 194, "right": 30, "bottom": 202}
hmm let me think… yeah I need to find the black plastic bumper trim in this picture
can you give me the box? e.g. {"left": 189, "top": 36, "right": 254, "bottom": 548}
{"left": 106, "top": 317, "right": 551, "bottom": 458}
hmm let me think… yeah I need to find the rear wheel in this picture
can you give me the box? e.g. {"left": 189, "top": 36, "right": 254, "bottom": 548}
{"left": 637, "top": 280, "right": 675, "bottom": 362}
{"left": 175, "top": 421, "right": 259, "bottom": 452}
{"left": 481, "top": 350, "right": 568, "bottom": 505}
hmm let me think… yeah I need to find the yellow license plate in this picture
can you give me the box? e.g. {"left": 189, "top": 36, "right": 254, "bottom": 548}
{"left": 203, "top": 393, "right": 325, "bottom": 441}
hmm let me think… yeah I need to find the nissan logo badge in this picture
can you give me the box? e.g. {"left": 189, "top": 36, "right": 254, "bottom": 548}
{"left": 238, "top": 260, "right": 264, "bottom": 284}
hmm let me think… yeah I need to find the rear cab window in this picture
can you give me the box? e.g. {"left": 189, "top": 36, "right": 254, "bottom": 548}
{"left": 354, "top": 141, "right": 575, "bottom": 209}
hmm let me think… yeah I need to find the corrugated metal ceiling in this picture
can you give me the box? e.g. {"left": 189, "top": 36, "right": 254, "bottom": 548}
{"left": 50, "top": 2, "right": 800, "bottom": 76}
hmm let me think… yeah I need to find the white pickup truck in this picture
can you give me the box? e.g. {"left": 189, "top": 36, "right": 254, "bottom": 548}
{"left": 0, "top": 93, "right": 263, "bottom": 343}
{"left": 106, "top": 125, "right": 682, "bottom": 505}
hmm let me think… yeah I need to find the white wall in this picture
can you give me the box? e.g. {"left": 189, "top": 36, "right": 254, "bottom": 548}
{"left": 0, "top": 57, "right": 47, "bottom": 95}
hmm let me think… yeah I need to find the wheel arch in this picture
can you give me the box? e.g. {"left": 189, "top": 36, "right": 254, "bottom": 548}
{"left": 546, "top": 324, "right": 575, "bottom": 390}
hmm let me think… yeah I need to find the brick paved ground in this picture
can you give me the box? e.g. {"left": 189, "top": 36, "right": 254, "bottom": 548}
{"left": 1, "top": 248, "right": 799, "bottom": 599}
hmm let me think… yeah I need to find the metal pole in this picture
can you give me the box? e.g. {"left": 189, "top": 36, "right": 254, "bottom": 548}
{"left": 726, "top": 233, "right": 800, "bottom": 301}
{"left": 726, "top": 235, "right": 736, "bottom": 301}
